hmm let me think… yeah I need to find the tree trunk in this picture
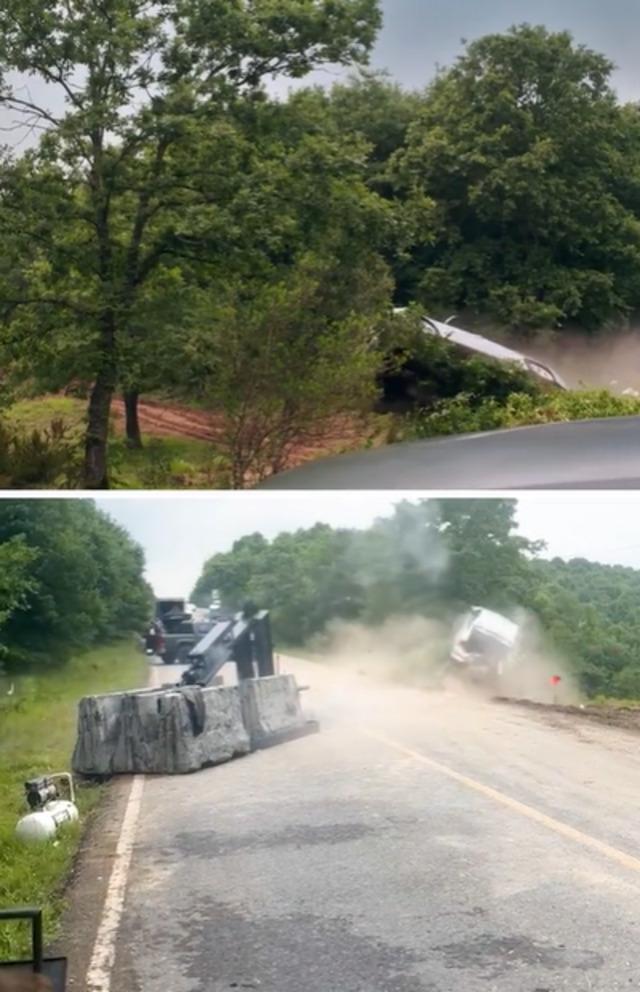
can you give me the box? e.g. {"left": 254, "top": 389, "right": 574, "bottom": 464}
{"left": 84, "top": 372, "right": 114, "bottom": 489}
{"left": 83, "top": 312, "right": 117, "bottom": 489}
{"left": 124, "top": 390, "right": 143, "bottom": 448}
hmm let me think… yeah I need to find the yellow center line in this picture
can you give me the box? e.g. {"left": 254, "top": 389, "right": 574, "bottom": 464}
{"left": 361, "top": 727, "right": 640, "bottom": 875}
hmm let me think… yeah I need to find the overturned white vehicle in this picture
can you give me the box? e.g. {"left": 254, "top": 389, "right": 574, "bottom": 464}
{"left": 450, "top": 607, "right": 521, "bottom": 688}
{"left": 394, "top": 309, "right": 567, "bottom": 392}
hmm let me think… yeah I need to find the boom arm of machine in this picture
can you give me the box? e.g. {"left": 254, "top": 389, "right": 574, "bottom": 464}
{"left": 181, "top": 610, "right": 275, "bottom": 686}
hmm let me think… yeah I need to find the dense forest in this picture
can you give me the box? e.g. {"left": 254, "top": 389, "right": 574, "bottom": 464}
{"left": 1, "top": 4, "right": 640, "bottom": 486}
{"left": 192, "top": 500, "right": 640, "bottom": 699}
{"left": 0, "top": 500, "right": 151, "bottom": 671}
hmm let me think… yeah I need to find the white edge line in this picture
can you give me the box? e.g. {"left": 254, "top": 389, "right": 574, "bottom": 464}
{"left": 85, "top": 774, "right": 145, "bottom": 992}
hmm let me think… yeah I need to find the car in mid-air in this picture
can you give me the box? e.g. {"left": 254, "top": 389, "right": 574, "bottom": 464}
{"left": 413, "top": 312, "right": 567, "bottom": 391}
{"left": 450, "top": 607, "right": 521, "bottom": 686}
{"left": 260, "top": 313, "right": 640, "bottom": 491}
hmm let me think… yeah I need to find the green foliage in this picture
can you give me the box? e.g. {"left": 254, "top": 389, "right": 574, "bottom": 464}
{"left": 186, "top": 254, "right": 389, "bottom": 486}
{"left": 0, "top": 500, "right": 152, "bottom": 669}
{"left": 192, "top": 526, "right": 365, "bottom": 643}
{"left": 0, "top": 0, "right": 383, "bottom": 487}
{"left": 409, "top": 388, "right": 640, "bottom": 439}
{"left": 525, "top": 557, "right": 640, "bottom": 697}
{"left": 192, "top": 500, "right": 540, "bottom": 643}
{"left": 378, "top": 309, "right": 541, "bottom": 411}
{"left": 4, "top": 17, "right": 640, "bottom": 488}
{"left": 108, "top": 436, "right": 230, "bottom": 490}
{"left": 192, "top": 499, "right": 640, "bottom": 699}
{"left": 390, "top": 25, "right": 640, "bottom": 327}
{"left": 295, "top": 71, "right": 424, "bottom": 196}
{"left": 0, "top": 417, "right": 81, "bottom": 488}
{"left": 5, "top": 396, "right": 232, "bottom": 489}
{"left": 0, "top": 640, "right": 148, "bottom": 960}
{"left": 0, "top": 537, "right": 38, "bottom": 632}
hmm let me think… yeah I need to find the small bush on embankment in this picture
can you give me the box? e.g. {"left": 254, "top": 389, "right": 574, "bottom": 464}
{"left": 0, "top": 641, "right": 147, "bottom": 961}
{"left": 109, "top": 435, "right": 230, "bottom": 489}
{"left": 5, "top": 396, "right": 230, "bottom": 489}
{"left": 406, "top": 388, "right": 640, "bottom": 440}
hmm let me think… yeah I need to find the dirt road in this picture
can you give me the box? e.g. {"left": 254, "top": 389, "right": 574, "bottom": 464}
{"left": 65, "top": 657, "right": 640, "bottom": 991}
{"left": 109, "top": 397, "right": 376, "bottom": 471}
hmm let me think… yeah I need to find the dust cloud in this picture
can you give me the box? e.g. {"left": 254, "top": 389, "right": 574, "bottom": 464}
{"left": 300, "top": 616, "right": 452, "bottom": 729}
{"left": 308, "top": 614, "right": 451, "bottom": 686}
{"left": 508, "top": 329, "right": 640, "bottom": 394}
{"left": 499, "top": 609, "right": 584, "bottom": 706}
{"left": 302, "top": 609, "right": 584, "bottom": 718}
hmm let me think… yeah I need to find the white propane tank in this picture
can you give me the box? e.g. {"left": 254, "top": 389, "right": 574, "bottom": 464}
{"left": 16, "top": 799, "right": 79, "bottom": 844}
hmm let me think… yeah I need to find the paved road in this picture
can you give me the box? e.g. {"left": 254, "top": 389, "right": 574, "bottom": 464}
{"left": 148, "top": 657, "right": 188, "bottom": 687}
{"left": 259, "top": 416, "right": 640, "bottom": 490}
{"left": 99, "top": 658, "right": 640, "bottom": 991}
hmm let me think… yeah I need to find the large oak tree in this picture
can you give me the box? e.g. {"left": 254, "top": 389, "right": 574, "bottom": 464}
{"left": 0, "top": 0, "right": 381, "bottom": 487}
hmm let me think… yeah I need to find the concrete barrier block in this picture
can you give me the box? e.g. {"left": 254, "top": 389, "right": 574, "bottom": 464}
{"left": 73, "top": 685, "right": 249, "bottom": 777}
{"left": 195, "top": 685, "right": 251, "bottom": 769}
{"left": 72, "top": 691, "right": 128, "bottom": 776}
{"left": 239, "top": 675, "right": 315, "bottom": 748}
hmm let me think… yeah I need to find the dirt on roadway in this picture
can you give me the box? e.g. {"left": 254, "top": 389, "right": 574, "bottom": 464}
{"left": 494, "top": 696, "right": 640, "bottom": 735}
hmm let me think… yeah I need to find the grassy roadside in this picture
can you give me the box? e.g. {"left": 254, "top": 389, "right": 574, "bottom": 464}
{"left": 407, "top": 388, "right": 640, "bottom": 441}
{"left": 109, "top": 435, "right": 226, "bottom": 488}
{"left": 0, "top": 640, "right": 148, "bottom": 961}
{"left": 590, "top": 696, "right": 640, "bottom": 710}
{"left": 7, "top": 396, "right": 227, "bottom": 489}
{"left": 4, "top": 395, "right": 392, "bottom": 489}
{"left": 12, "top": 386, "right": 640, "bottom": 490}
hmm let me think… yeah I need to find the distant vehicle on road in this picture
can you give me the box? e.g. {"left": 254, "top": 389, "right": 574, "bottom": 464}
{"left": 152, "top": 598, "right": 201, "bottom": 665}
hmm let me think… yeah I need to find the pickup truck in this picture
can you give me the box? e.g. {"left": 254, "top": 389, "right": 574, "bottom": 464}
{"left": 149, "top": 599, "right": 202, "bottom": 665}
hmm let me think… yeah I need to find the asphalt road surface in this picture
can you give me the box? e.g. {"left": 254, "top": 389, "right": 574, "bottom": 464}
{"left": 259, "top": 416, "right": 640, "bottom": 490}
{"left": 76, "top": 658, "right": 640, "bottom": 992}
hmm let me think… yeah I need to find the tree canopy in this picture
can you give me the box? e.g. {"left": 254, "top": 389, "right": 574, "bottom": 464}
{"left": 0, "top": 499, "right": 152, "bottom": 669}
{"left": 192, "top": 499, "right": 640, "bottom": 698}
{"left": 3, "top": 19, "right": 640, "bottom": 486}
{"left": 0, "top": 0, "right": 382, "bottom": 487}
{"left": 390, "top": 25, "right": 640, "bottom": 327}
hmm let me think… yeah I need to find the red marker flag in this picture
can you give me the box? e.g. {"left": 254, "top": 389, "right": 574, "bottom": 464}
{"left": 550, "top": 675, "right": 562, "bottom": 687}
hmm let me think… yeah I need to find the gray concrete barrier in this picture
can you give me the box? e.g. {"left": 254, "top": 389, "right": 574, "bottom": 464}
{"left": 239, "top": 675, "right": 318, "bottom": 749}
{"left": 73, "top": 675, "right": 318, "bottom": 777}
{"left": 72, "top": 685, "right": 250, "bottom": 776}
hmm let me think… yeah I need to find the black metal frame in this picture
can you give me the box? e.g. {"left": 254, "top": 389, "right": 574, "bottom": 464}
{"left": 0, "top": 908, "right": 67, "bottom": 990}
{"left": 182, "top": 610, "right": 275, "bottom": 687}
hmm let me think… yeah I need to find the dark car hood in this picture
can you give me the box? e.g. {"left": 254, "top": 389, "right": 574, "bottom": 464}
{"left": 257, "top": 417, "right": 640, "bottom": 490}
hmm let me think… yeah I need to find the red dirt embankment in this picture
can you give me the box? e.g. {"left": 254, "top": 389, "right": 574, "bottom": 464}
{"left": 494, "top": 696, "right": 640, "bottom": 735}
{"left": 110, "top": 397, "right": 382, "bottom": 470}
{"left": 111, "top": 398, "right": 221, "bottom": 442}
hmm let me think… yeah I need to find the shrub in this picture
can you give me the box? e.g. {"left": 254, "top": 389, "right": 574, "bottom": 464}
{"left": 409, "top": 389, "right": 640, "bottom": 440}
{"left": 0, "top": 418, "right": 80, "bottom": 488}
{"left": 610, "top": 667, "right": 640, "bottom": 700}
{"left": 378, "top": 310, "right": 540, "bottom": 411}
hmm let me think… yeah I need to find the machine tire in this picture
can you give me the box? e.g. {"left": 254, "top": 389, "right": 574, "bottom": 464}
{"left": 176, "top": 643, "right": 192, "bottom": 664}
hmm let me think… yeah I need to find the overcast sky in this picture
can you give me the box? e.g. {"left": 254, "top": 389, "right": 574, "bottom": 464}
{"left": 4, "top": 1, "right": 640, "bottom": 150}
{"left": 92, "top": 494, "right": 640, "bottom": 598}
{"left": 276, "top": 0, "right": 640, "bottom": 102}
{"left": 375, "top": 0, "right": 640, "bottom": 100}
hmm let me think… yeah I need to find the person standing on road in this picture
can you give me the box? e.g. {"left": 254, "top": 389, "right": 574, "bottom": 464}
{"left": 144, "top": 618, "right": 165, "bottom": 657}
